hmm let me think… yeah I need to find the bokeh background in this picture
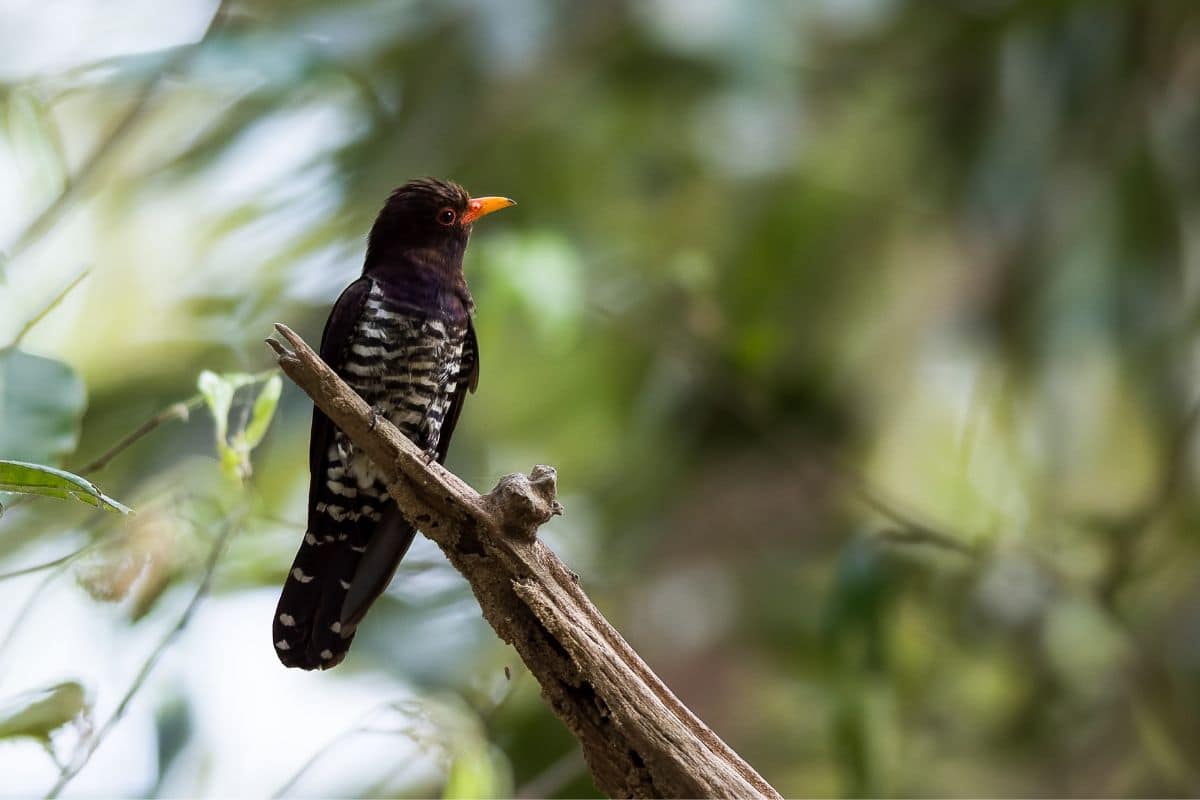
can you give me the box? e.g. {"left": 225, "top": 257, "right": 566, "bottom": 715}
{"left": 2, "top": 0, "right": 1199, "bottom": 796}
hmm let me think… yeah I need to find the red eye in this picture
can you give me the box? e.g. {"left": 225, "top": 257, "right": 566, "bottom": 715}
{"left": 437, "top": 208, "right": 456, "bottom": 225}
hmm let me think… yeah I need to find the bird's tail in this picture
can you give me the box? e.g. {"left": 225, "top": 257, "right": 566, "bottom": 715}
{"left": 272, "top": 500, "right": 416, "bottom": 670}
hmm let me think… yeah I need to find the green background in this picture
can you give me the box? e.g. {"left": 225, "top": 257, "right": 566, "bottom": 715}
{"left": 1, "top": 1, "right": 1199, "bottom": 796}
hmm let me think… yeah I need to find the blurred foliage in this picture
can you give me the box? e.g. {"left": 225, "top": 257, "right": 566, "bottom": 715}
{"left": 0, "top": 349, "right": 85, "bottom": 465}
{"left": 2, "top": 0, "right": 1200, "bottom": 797}
{"left": 0, "top": 681, "right": 88, "bottom": 744}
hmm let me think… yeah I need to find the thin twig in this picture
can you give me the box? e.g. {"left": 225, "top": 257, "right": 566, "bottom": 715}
{"left": 0, "top": 396, "right": 199, "bottom": 514}
{"left": 73, "top": 399, "right": 200, "bottom": 475}
{"left": 831, "top": 458, "right": 978, "bottom": 556}
{"left": 0, "top": 489, "right": 183, "bottom": 584}
{"left": 271, "top": 701, "right": 428, "bottom": 799}
{"left": 271, "top": 723, "right": 363, "bottom": 799}
{"left": 874, "top": 525, "right": 977, "bottom": 556}
{"left": 0, "top": 539, "right": 99, "bottom": 582}
{"left": 44, "top": 516, "right": 236, "bottom": 799}
{"left": 2, "top": 88, "right": 159, "bottom": 266}
{"left": 71, "top": 366, "right": 277, "bottom": 476}
{"left": 8, "top": 267, "right": 91, "bottom": 348}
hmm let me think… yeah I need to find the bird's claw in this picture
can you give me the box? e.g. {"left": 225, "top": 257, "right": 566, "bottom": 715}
{"left": 368, "top": 407, "right": 382, "bottom": 431}
{"left": 422, "top": 448, "right": 438, "bottom": 465}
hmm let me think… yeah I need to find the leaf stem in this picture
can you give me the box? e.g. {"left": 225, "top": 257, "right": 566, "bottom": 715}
{"left": 8, "top": 267, "right": 91, "bottom": 349}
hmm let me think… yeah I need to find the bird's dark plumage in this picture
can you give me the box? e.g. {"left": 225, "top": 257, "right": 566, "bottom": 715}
{"left": 273, "top": 178, "right": 509, "bottom": 670}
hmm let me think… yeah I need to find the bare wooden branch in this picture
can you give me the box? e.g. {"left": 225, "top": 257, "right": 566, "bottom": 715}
{"left": 267, "top": 323, "right": 782, "bottom": 800}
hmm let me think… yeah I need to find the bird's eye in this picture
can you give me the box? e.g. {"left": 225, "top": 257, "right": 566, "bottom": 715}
{"left": 437, "top": 208, "right": 457, "bottom": 226}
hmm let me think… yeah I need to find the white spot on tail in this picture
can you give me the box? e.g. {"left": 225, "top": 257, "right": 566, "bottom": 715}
{"left": 292, "top": 568, "right": 314, "bottom": 583}
{"left": 339, "top": 579, "right": 351, "bottom": 590}
{"left": 278, "top": 614, "right": 296, "bottom": 627}
{"left": 275, "top": 640, "right": 291, "bottom": 651}
{"left": 304, "top": 533, "right": 317, "bottom": 546}
{"left": 320, "top": 649, "right": 334, "bottom": 660}
{"left": 330, "top": 622, "right": 342, "bottom": 633}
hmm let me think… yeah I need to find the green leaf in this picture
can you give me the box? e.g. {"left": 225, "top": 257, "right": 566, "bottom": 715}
{"left": 198, "top": 371, "right": 280, "bottom": 482}
{"left": 197, "top": 370, "right": 234, "bottom": 446}
{"left": 243, "top": 374, "right": 281, "bottom": 448}
{"left": 0, "top": 682, "right": 87, "bottom": 742}
{"left": 0, "top": 349, "right": 86, "bottom": 464}
{"left": 0, "top": 460, "right": 131, "bottom": 513}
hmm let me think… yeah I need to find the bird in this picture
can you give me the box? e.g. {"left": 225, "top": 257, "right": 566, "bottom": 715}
{"left": 273, "top": 178, "right": 514, "bottom": 670}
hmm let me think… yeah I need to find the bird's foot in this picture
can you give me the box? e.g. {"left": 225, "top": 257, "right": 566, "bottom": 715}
{"left": 368, "top": 407, "right": 383, "bottom": 431}
{"left": 422, "top": 448, "right": 438, "bottom": 465}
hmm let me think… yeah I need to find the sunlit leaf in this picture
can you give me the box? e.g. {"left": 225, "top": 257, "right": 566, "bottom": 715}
{"left": 0, "top": 460, "right": 131, "bottom": 513}
{"left": 199, "top": 371, "right": 280, "bottom": 482}
{"left": 0, "top": 682, "right": 87, "bottom": 742}
{"left": 244, "top": 374, "right": 282, "bottom": 448}
{"left": 197, "top": 370, "right": 234, "bottom": 446}
{"left": 0, "top": 349, "right": 86, "bottom": 465}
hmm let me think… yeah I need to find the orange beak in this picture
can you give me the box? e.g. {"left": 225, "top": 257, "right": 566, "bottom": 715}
{"left": 462, "top": 195, "right": 516, "bottom": 225}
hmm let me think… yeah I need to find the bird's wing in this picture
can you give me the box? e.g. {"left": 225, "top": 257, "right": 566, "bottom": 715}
{"left": 274, "top": 276, "right": 385, "bottom": 670}
{"left": 339, "top": 315, "right": 477, "bottom": 631}
{"left": 306, "top": 277, "right": 371, "bottom": 481}
{"left": 436, "top": 315, "right": 479, "bottom": 464}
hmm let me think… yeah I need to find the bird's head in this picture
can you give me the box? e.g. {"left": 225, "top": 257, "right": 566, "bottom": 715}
{"left": 364, "top": 177, "right": 514, "bottom": 275}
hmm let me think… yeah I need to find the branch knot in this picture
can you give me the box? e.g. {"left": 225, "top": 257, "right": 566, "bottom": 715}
{"left": 487, "top": 464, "right": 563, "bottom": 540}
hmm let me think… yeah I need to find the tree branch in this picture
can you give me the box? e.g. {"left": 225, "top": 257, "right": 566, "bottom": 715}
{"left": 266, "top": 323, "right": 781, "bottom": 800}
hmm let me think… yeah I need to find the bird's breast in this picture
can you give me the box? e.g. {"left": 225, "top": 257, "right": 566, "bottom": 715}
{"left": 337, "top": 281, "right": 467, "bottom": 457}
